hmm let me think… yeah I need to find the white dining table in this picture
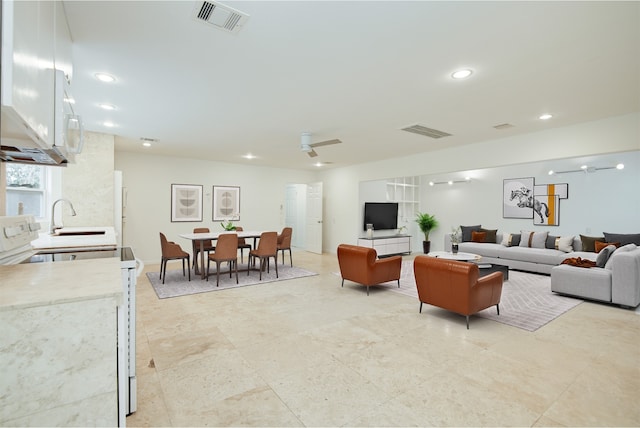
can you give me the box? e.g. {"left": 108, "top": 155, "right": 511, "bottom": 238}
{"left": 179, "top": 230, "right": 264, "bottom": 279}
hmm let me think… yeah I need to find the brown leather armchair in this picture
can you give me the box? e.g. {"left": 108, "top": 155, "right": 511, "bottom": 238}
{"left": 337, "top": 244, "right": 402, "bottom": 295}
{"left": 159, "top": 232, "right": 191, "bottom": 284}
{"left": 413, "top": 255, "right": 503, "bottom": 329}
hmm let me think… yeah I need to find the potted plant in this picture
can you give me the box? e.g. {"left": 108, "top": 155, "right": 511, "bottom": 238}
{"left": 415, "top": 212, "right": 438, "bottom": 253}
{"left": 220, "top": 221, "right": 236, "bottom": 231}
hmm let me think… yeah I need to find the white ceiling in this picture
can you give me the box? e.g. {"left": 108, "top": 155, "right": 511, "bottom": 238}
{"left": 63, "top": 1, "right": 640, "bottom": 171}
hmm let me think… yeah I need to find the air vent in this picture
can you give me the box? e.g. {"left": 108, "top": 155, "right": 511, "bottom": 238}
{"left": 493, "top": 123, "right": 515, "bottom": 130}
{"left": 193, "top": 1, "right": 249, "bottom": 34}
{"left": 401, "top": 125, "right": 452, "bottom": 139}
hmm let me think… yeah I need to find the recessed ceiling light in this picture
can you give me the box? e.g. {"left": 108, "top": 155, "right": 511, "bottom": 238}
{"left": 616, "top": 163, "right": 624, "bottom": 170}
{"left": 429, "top": 181, "right": 435, "bottom": 186}
{"left": 539, "top": 113, "right": 553, "bottom": 120}
{"left": 548, "top": 170, "right": 554, "bottom": 175}
{"left": 103, "top": 121, "right": 116, "bottom": 127}
{"left": 142, "top": 142, "right": 151, "bottom": 147}
{"left": 95, "top": 72, "right": 116, "bottom": 83}
{"left": 99, "top": 103, "right": 116, "bottom": 111}
{"left": 580, "top": 165, "right": 588, "bottom": 170}
{"left": 451, "top": 69, "right": 473, "bottom": 79}
{"left": 243, "top": 154, "right": 256, "bottom": 159}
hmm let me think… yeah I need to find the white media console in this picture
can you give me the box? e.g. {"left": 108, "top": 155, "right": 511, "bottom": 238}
{"left": 357, "top": 234, "right": 411, "bottom": 257}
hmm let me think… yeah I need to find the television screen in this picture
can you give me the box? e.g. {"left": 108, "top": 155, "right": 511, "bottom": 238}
{"left": 363, "top": 202, "right": 398, "bottom": 231}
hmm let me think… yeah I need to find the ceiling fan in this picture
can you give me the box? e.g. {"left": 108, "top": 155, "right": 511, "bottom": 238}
{"left": 300, "top": 132, "right": 342, "bottom": 158}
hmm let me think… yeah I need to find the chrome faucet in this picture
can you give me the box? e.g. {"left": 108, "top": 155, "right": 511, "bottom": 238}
{"left": 50, "top": 198, "right": 77, "bottom": 234}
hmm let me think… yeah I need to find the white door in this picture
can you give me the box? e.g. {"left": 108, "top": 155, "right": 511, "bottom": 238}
{"left": 305, "top": 182, "right": 323, "bottom": 254}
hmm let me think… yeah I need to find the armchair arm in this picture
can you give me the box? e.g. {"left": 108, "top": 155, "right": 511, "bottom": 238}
{"left": 470, "top": 271, "right": 503, "bottom": 312}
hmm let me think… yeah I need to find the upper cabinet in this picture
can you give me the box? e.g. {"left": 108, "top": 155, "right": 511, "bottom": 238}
{"left": 1, "top": 0, "right": 78, "bottom": 159}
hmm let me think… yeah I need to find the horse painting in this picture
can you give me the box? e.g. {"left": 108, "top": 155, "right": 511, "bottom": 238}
{"left": 510, "top": 187, "right": 549, "bottom": 223}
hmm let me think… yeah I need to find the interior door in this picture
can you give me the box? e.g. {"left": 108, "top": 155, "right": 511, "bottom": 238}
{"left": 305, "top": 182, "right": 323, "bottom": 254}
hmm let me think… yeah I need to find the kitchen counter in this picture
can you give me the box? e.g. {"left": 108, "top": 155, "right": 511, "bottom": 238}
{"left": 0, "top": 258, "right": 122, "bottom": 426}
{"left": 31, "top": 226, "right": 117, "bottom": 252}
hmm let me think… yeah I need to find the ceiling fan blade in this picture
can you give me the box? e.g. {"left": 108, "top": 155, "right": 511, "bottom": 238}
{"left": 307, "top": 149, "right": 318, "bottom": 157}
{"left": 310, "top": 139, "right": 342, "bottom": 148}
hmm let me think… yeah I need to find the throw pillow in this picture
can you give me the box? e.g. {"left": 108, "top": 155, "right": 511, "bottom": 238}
{"left": 479, "top": 228, "right": 497, "bottom": 243}
{"left": 596, "top": 245, "right": 616, "bottom": 268}
{"left": 580, "top": 235, "right": 606, "bottom": 252}
{"left": 546, "top": 235, "right": 558, "bottom": 249}
{"left": 519, "top": 231, "right": 548, "bottom": 248}
{"left": 556, "top": 236, "right": 575, "bottom": 253}
{"left": 501, "top": 233, "right": 522, "bottom": 247}
{"left": 603, "top": 232, "right": 640, "bottom": 246}
{"left": 594, "top": 240, "right": 620, "bottom": 253}
{"left": 460, "top": 225, "right": 482, "bottom": 242}
{"left": 471, "top": 231, "right": 487, "bottom": 243}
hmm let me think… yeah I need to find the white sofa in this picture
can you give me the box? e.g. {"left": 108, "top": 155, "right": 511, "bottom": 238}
{"left": 444, "top": 232, "right": 596, "bottom": 275}
{"left": 550, "top": 244, "right": 640, "bottom": 308}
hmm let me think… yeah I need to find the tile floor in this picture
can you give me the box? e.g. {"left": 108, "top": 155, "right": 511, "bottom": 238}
{"left": 127, "top": 251, "right": 640, "bottom": 427}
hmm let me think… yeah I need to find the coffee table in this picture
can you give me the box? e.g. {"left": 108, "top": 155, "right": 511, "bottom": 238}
{"left": 476, "top": 263, "right": 510, "bottom": 281}
{"left": 427, "top": 251, "right": 481, "bottom": 262}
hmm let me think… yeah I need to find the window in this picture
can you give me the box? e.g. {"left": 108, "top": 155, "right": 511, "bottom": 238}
{"left": 5, "top": 164, "right": 47, "bottom": 217}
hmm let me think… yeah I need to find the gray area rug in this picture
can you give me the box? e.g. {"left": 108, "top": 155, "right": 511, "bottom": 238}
{"left": 147, "top": 263, "right": 318, "bottom": 299}
{"left": 351, "top": 260, "right": 583, "bottom": 331}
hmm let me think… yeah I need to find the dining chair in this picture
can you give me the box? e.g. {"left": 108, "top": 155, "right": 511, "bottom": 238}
{"left": 248, "top": 231, "right": 278, "bottom": 280}
{"left": 207, "top": 233, "right": 239, "bottom": 286}
{"left": 159, "top": 232, "right": 191, "bottom": 284}
{"left": 234, "top": 226, "right": 252, "bottom": 263}
{"left": 192, "top": 227, "right": 215, "bottom": 271}
{"left": 277, "top": 227, "right": 293, "bottom": 266}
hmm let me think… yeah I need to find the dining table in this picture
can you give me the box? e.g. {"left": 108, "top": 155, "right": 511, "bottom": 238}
{"left": 179, "top": 230, "right": 264, "bottom": 279}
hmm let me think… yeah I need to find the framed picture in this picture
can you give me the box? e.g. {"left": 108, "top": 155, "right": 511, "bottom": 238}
{"left": 171, "top": 184, "right": 203, "bottom": 222}
{"left": 213, "top": 185, "right": 240, "bottom": 221}
{"left": 503, "top": 177, "right": 534, "bottom": 219}
{"left": 533, "top": 183, "right": 568, "bottom": 226}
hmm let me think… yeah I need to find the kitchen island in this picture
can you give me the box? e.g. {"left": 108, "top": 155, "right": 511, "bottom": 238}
{"left": 31, "top": 226, "right": 118, "bottom": 253}
{"left": 0, "top": 257, "right": 122, "bottom": 426}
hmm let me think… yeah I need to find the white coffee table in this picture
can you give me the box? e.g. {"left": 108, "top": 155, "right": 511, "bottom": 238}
{"left": 427, "top": 251, "right": 482, "bottom": 262}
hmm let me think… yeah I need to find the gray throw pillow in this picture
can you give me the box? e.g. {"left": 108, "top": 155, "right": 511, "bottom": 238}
{"left": 596, "top": 245, "right": 616, "bottom": 268}
{"left": 603, "top": 232, "right": 640, "bottom": 246}
{"left": 460, "top": 225, "right": 482, "bottom": 242}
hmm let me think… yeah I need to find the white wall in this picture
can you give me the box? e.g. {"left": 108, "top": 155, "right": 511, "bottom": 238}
{"left": 320, "top": 112, "right": 640, "bottom": 254}
{"left": 114, "top": 151, "right": 317, "bottom": 263}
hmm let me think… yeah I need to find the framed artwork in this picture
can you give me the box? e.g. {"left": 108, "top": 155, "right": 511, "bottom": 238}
{"left": 171, "top": 184, "right": 203, "bottom": 222}
{"left": 503, "top": 177, "right": 534, "bottom": 219}
{"left": 533, "top": 183, "right": 568, "bottom": 226}
{"left": 213, "top": 185, "right": 240, "bottom": 221}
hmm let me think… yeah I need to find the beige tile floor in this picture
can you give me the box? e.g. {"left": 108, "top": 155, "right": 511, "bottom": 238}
{"left": 127, "top": 250, "right": 640, "bottom": 427}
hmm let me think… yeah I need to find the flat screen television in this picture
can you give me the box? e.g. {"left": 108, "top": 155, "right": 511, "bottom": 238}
{"left": 363, "top": 202, "right": 398, "bottom": 231}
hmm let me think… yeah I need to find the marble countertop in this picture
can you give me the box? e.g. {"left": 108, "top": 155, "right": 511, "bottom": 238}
{"left": 31, "top": 226, "right": 117, "bottom": 252}
{"left": 0, "top": 257, "right": 123, "bottom": 311}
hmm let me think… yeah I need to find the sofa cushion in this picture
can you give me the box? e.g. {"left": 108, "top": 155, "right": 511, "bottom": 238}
{"left": 471, "top": 231, "right": 487, "bottom": 242}
{"left": 580, "top": 234, "right": 605, "bottom": 252}
{"left": 479, "top": 228, "right": 498, "bottom": 243}
{"left": 603, "top": 232, "right": 640, "bottom": 246}
{"left": 458, "top": 242, "right": 503, "bottom": 258}
{"left": 596, "top": 245, "right": 616, "bottom": 268}
{"left": 519, "top": 231, "right": 548, "bottom": 248}
{"left": 501, "top": 233, "right": 521, "bottom": 247}
{"left": 498, "top": 246, "right": 567, "bottom": 265}
{"left": 461, "top": 225, "right": 482, "bottom": 242}
{"left": 595, "top": 240, "right": 620, "bottom": 253}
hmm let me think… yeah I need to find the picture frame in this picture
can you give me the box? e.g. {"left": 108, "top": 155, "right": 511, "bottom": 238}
{"left": 503, "top": 177, "right": 534, "bottom": 219}
{"left": 171, "top": 184, "right": 203, "bottom": 222}
{"left": 213, "top": 185, "right": 240, "bottom": 221}
{"left": 533, "top": 183, "right": 568, "bottom": 226}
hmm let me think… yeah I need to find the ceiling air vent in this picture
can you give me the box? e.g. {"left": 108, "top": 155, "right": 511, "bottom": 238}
{"left": 193, "top": 1, "right": 249, "bottom": 34}
{"left": 401, "top": 125, "right": 452, "bottom": 139}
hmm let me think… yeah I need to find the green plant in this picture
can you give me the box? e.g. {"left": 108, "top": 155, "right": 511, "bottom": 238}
{"left": 415, "top": 212, "right": 438, "bottom": 241}
{"left": 220, "top": 221, "right": 236, "bottom": 231}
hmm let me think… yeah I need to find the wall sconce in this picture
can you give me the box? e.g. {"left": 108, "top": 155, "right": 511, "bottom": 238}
{"left": 548, "top": 163, "right": 624, "bottom": 175}
{"left": 428, "top": 177, "right": 472, "bottom": 186}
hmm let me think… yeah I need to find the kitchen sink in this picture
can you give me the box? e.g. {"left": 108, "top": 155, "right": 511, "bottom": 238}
{"left": 53, "top": 230, "right": 106, "bottom": 236}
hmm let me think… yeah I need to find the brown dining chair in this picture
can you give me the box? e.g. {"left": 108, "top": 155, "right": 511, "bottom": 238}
{"left": 159, "top": 232, "right": 191, "bottom": 284}
{"left": 277, "top": 227, "right": 293, "bottom": 266}
{"left": 192, "top": 227, "right": 215, "bottom": 271}
{"left": 207, "top": 233, "right": 239, "bottom": 286}
{"left": 248, "top": 231, "right": 278, "bottom": 280}
{"left": 234, "top": 226, "right": 252, "bottom": 263}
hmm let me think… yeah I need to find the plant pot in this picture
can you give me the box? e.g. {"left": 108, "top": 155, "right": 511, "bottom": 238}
{"left": 452, "top": 243, "right": 459, "bottom": 254}
{"left": 423, "top": 241, "right": 431, "bottom": 254}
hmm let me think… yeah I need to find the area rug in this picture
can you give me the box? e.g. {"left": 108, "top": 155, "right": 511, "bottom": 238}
{"left": 346, "top": 260, "right": 583, "bottom": 331}
{"left": 147, "top": 264, "right": 318, "bottom": 299}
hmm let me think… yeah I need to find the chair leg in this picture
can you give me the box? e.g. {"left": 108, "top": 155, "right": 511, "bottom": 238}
{"left": 161, "top": 259, "right": 166, "bottom": 284}
{"left": 397, "top": 279, "right": 400, "bottom": 288}
{"left": 496, "top": 303, "right": 500, "bottom": 315}
{"left": 419, "top": 302, "right": 423, "bottom": 313}
{"left": 182, "top": 259, "right": 186, "bottom": 276}
{"left": 466, "top": 315, "right": 470, "bottom": 330}
{"left": 187, "top": 256, "right": 190, "bottom": 281}
{"left": 367, "top": 285, "right": 369, "bottom": 296}
{"left": 341, "top": 279, "right": 344, "bottom": 287}
{"left": 234, "top": 260, "right": 239, "bottom": 284}
{"left": 206, "top": 258, "right": 210, "bottom": 282}
{"left": 274, "top": 255, "right": 278, "bottom": 278}
{"left": 288, "top": 249, "right": 292, "bottom": 267}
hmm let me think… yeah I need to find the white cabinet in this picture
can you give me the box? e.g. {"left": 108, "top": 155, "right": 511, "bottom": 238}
{"left": 358, "top": 235, "right": 411, "bottom": 257}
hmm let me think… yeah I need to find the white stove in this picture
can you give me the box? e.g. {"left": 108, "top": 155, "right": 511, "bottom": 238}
{"left": 0, "top": 215, "right": 40, "bottom": 264}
